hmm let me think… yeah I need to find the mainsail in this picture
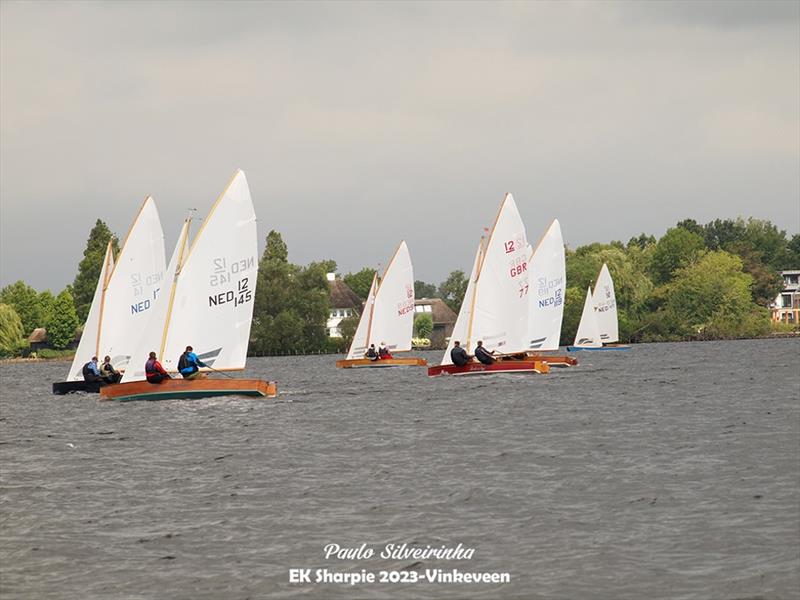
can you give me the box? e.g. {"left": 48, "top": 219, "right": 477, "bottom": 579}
{"left": 441, "top": 193, "right": 529, "bottom": 361}
{"left": 345, "top": 241, "right": 415, "bottom": 360}
{"left": 67, "top": 242, "right": 114, "bottom": 380}
{"left": 123, "top": 170, "right": 258, "bottom": 380}
{"left": 592, "top": 263, "right": 619, "bottom": 343}
{"left": 66, "top": 197, "right": 166, "bottom": 379}
{"left": 526, "top": 219, "right": 565, "bottom": 351}
{"left": 573, "top": 287, "right": 602, "bottom": 348}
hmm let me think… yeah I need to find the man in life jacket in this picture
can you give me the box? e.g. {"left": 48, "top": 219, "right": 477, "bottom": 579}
{"left": 474, "top": 341, "right": 496, "bottom": 365}
{"left": 82, "top": 356, "right": 103, "bottom": 382}
{"left": 364, "top": 344, "right": 379, "bottom": 361}
{"left": 378, "top": 341, "right": 393, "bottom": 360}
{"left": 450, "top": 341, "right": 472, "bottom": 367}
{"left": 145, "top": 352, "right": 171, "bottom": 384}
{"left": 178, "top": 346, "right": 207, "bottom": 379}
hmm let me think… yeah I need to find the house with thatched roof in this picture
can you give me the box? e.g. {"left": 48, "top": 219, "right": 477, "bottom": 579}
{"left": 327, "top": 274, "right": 363, "bottom": 337}
{"left": 28, "top": 328, "right": 48, "bottom": 351}
{"left": 414, "top": 298, "right": 457, "bottom": 349}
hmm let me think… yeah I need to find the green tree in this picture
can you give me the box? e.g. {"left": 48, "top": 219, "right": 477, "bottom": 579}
{"left": 0, "top": 281, "right": 43, "bottom": 336}
{"left": 344, "top": 268, "right": 377, "bottom": 300}
{"left": 675, "top": 218, "right": 705, "bottom": 238}
{"left": 0, "top": 303, "right": 26, "bottom": 357}
{"left": 338, "top": 315, "right": 360, "bottom": 348}
{"left": 703, "top": 218, "right": 746, "bottom": 251}
{"left": 72, "top": 220, "right": 119, "bottom": 321}
{"left": 784, "top": 234, "right": 800, "bottom": 268}
{"left": 627, "top": 233, "right": 656, "bottom": 250}
{"left": 414, "top": 280, "right": 438, "bottom": 299}
{"left": 251, "top": 232, "right": 333, "bottom": 354}
{"left": 649, "top": 227, "right": 706, "bottom": 284}
{"left": 38, "top": 291, "right": 56, "bottom": 330}
{"left": 438, "top": 270, "right": 468, "bottom": 313}
{"left": 48, "top": 289, "right": 79, "bottom": 349}
{"left": 414, "top": 313, "right": 433, "bottom": 338}
{"left": 656, "top": 251, "right": 770, "bottom": 339}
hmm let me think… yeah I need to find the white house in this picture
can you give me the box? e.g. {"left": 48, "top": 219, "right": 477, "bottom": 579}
{"left": 326, "top": 273, "right": 362, "bottom": 337}
{"left": 771, "top": 270, "right": 800, "bottom": 324}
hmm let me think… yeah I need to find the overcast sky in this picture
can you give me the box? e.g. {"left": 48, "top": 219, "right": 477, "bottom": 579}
{"left": 1, "top": 0, "right": 798, "bottom": 292}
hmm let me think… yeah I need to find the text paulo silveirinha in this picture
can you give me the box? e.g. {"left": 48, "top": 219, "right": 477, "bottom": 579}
{"left": 288, "top": 543, "right": 510, "bottom": 586}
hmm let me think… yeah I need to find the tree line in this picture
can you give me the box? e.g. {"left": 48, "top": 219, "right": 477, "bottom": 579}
{"left": 0, "top": 217, "right": 797, "bottom": 357}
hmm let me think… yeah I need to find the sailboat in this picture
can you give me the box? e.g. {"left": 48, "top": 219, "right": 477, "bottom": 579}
{"left": 567, "top": 263, "right": 630, "bottom": 351}
{"left": 52, "top": 197, "right": 167, "bottom": 394}
{"left": 336, "top": 241, "right": 426, "bottom": 368}
{"left": 524, "top": 219, "right": 577, "bottom": 367}
{"left": 428, "top": 193, "right": 550, "bottom": 376}
{"left": 100, "top": 170, "right": 277, "bottom": 401}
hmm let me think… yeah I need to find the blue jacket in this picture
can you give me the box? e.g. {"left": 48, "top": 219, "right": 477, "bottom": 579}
{"left": 179, "top": 351, "right": 204, "bottom": 375}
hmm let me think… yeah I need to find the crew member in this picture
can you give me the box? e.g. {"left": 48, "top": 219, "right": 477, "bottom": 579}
{"left": 145, "top": 352, "right": 171, "bottom": 384}
{"left": 82, "top": 356, "right": 103, "bottom": 382}
{"left": 100, "top": 355, "right": 122, "bottom": 383}
{"left": 378, "top": 341, "right": 393, "bottom": 360}
{"left": 178, "top": 346, "right": 207, "bottom": 379}
{"left": 365, "top": 344, "right": 379, "bottom": 361}
{"left": 450, "top": 341, "right": 472, "bottom": 367}
{"left": 474, "top": 341, "right": 496, "bottom": 365}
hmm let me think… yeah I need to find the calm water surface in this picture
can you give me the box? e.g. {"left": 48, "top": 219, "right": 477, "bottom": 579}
{"left": 1, "top": 339, "right": 798, "bottom": 599}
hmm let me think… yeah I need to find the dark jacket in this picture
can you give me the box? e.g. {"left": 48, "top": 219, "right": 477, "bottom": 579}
{"left": 474, "top": 345, "right": 495, "bottom": 365}
{"left": 450, "top": 346, "right": 470, "bottom": 367}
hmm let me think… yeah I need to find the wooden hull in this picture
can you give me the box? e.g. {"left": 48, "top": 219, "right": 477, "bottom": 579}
{"left": 567, "top": 344, "right": 631, "bottom": 352}
{"left": 427, "top": 360, "right": 550, "bottom": 377}
{"left": 524, "top": 353, "right": 578, "bottom": 367}
{"left": 99, "top": 378, "right": 277, "bottom": 402}
{"left": 52, "top": 380, "right": 106, "bottom": 395}
{"left": 336, "top": 357, "right": 427, "bottom": 368}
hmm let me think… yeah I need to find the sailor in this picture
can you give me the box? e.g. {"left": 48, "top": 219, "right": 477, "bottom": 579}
{"left": 82, "top": 356, "right": 103, "bottom": 382}
{"left": 178, "top": 346, "right": 207, "bottom": 379}
{"left": 450, "top": 341, "right": 472, "bottom": 367}
{"left": 100, "top": 355, "right": 122, "bottom": 383}
{"left": 378, "top": 341, "right": 393, "bottom": 360}
{"left": 474, "top": 340, "right": 496, "bottom": 365}
{"left": 365, "top": 344, "right": 379, "bottom": 361}
{"left": 145, "top": 352, "right": 171, "bottom": 384}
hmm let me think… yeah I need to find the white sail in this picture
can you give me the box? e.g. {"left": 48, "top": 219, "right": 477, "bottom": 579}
{"left": 573, "top": 287, "right": 602, "bottom": 347}
{"left": 123, "top": 219, "right": 190, "bottom": 381}
{"left": 526, "top": 219, "right": 566, "bottom": 351}
{"left": 157, "top": 170, "right": 258, "bottom": 373}
{"left": 368, "top": 241, "right": 415, "bottom": 353}
{"left": 98, "top": 197, "right": 166, "bottom": 370}
{"left": 592, "top": 263, "right": 619, "bottom": 343}
{"left": 346, "top": 274, "right": 378, "bottom": 360}
{"left": 468, "top": 193, "right": 529, "bottom": 355}
{"left": 441, "top": 241, "right": 482, "bottom": 366}
{"left": 66, "top": 242, "right": 114, "bottom": 380}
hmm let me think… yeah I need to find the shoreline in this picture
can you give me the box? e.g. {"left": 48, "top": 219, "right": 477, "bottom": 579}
{"left": 2, "top": 332, "right": 797, "bottom": 365}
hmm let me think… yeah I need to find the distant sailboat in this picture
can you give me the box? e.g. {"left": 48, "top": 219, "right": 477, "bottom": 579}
{"left": 428, "top": 193, "right": 549, "bottom": 376}
{"left": 336, "top": 241, "right": 426, "bottom": 368}
{"left": 53, "top": 197, "right": 166, "bottom": 394}
{"left": 567, "top": 263, "right": 630, "bottom": 351}
{"left": 524, "top": 219, "right": 576, "bottom": 367}
{"left": 101, "top": 170, "right": 277, "bottom": 400}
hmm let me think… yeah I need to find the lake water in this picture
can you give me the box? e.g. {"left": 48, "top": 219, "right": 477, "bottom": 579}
{"left": 1, "top": 339, "right": 798, "bottom": 599}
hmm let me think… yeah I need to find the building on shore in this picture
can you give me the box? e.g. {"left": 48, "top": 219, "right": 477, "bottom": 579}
{"left": 414, "top": 298, "right": 457, "bottom": 349}
{"left": 771, "top": 270, "right": 800, "bottom": 324}
{"left": 326, "top": 273, "right": 362, "bottom": 337}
